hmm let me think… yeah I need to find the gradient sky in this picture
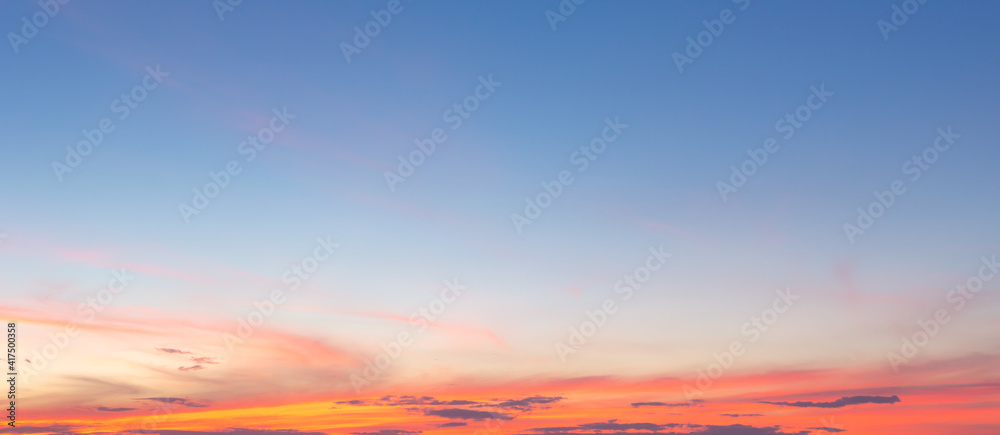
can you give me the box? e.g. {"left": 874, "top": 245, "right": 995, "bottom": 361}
{"left": 2, "top": 1, "right": 1000, "bottom": 434}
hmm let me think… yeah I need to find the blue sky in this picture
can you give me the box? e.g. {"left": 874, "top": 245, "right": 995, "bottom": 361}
{"left": 2, "top": 2, "right": 1000, "bottom": 430}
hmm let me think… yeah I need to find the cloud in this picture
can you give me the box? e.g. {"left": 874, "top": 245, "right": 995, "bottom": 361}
{"left": 137, "top": 397, "right": 209, "bottom": 408}
{"left": 128, "top": 429, "right": 327, "bottom": 435}
{"left": 373, "top": 395, "right": 481, "bottom": 407}
{"left": 492, "top": 395, "right": 563, "bottom": 411}
{"left": 439, "top": 400, "right": 479, "bottom": 405}
{"left": 696, "top": 426, "right": 809, "bottom": 435}
{"left": 578, "top": 420, "right": 685, "bottom": 431}
{"left": 353, "top": 394, "right": 547, "bottom": 409}
{"left": 424, "top": 408, "right": 514, "bottom": 421}
{"left": 522, "top": 422, "right": 814, "bottom": 435}
{"left": 808, "top": 428, "right": 846, "bottom": 433}
{"left": 348, "top": 431, "right": 421, "bottom": 435}
{"left": 527, "top": 419, "right": 690, "bottom": 434}
{"left": 720, "top": 414, "right": 763, "bottom": 417}
{"left": 630, "top": 399, "right": 703, "bottom": 408}
{"left": 630, "top": 401, "right": 669, "bottom": 407}
{"left": 192, "top": 356, "right": 220, "bottom": 364}
{"left": 3, "top": 425, "right": 81, "bottom": 434}
{"left": 96, "top": 406, "right": 137, "bottom": 412}
{"left": 385, "top": 396, "right": 446, "bottom": 406}
{"left": 179, "top": 364, "right": 205, "bottom": 371}
{"left": 523, "top": 427, "right": 581, "bottom": 433}
{"left": 763, "top": 395, "right": 901, "bottom": 408}
{"left": 337, "top": 399, "right": 367, "bottom": 405}
{"left": 157, "top": 347, "right": 193, "bottom": 354}
{"left": 436, "top": 422, "right": 467, "bottom": 428}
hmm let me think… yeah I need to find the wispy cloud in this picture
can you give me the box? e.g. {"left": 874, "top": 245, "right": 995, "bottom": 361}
{"left": 424, "top": 408, "right": 514, "bottom": 421}
{"left": 129, "top": 429, "right": 327, "bottom": 435}
{"left": 348, "top": 431, "right": 421, "bottom": 435}
{"left": 436, "top": 422, "right": 467, "bottom": 428}
{"left": 2, "top": 425, "right": 82, "bottom": 434}
{"left": 522, "top": 423, "right": 811, "bottom": 435}
{"left": 137, "top": 397, "right": 209, "bottom": 408}
{"left": 762, "top": 395, "right": 901, "bottom": 408}
{"left": 96, "top": 406, "right": 137, "bottom": 412}
{"left": 157, "top": 347, "right": 193, "bottom": 354}
{"left": 630, "top": 399, "right": 703, "bottom": 408}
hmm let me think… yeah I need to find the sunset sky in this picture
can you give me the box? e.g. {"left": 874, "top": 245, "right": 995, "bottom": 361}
{"left": 2, "top": 1, "right": 1000, "bottom": 434}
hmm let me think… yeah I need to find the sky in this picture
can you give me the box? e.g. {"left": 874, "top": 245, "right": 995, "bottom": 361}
{"left": 1, "top": 0, "right": 1000, "bottom": 434}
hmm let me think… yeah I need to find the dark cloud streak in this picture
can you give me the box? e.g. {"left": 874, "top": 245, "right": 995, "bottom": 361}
{"left": 763, "top": 395, "right": 900, "bottom": 408}
{"left": 424, "top": 408, "right": 514, "bottom": 421}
